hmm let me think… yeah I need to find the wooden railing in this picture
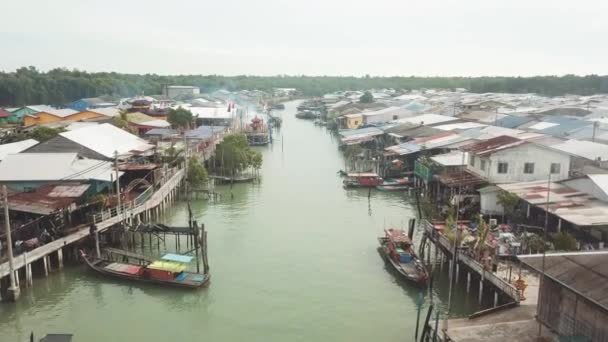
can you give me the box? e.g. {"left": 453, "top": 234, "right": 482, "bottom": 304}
{"left": 424, "top": 221, "right": 520, "bottom": 303}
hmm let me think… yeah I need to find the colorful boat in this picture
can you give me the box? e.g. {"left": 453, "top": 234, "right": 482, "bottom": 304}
{"left": 80, "top": 250, "right": 210, "bottom": 289}
{"left": 378, "top": 229, "right": 428, "bottom": 285}
{"left": 343, "top": 172, "right": 383, "bottom": 188}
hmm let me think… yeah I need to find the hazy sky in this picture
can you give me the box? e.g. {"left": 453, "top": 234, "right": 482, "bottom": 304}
{"left": 1, "top": 0, "right": 607, "bottom": 76}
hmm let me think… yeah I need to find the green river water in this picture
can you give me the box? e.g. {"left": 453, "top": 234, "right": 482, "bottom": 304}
{"left": 0, "top": 101, "right": 481, "bottom": 342}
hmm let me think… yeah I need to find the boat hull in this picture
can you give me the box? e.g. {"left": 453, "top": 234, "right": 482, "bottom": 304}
{"left": 377, "top": 240, "right": 428, "bottom": 286}
{"left": 81, "top": 252, "right": 210, "bottom": 289}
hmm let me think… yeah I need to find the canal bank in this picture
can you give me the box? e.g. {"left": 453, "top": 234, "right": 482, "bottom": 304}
{"left": 1, "top": 100, "right": 479, "bottom": 342}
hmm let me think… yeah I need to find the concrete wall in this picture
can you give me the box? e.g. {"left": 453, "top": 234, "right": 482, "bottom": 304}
{"left": 479, "top": 186, "right": 504, "bottom": 215}
{"left": 467, "top": 144, "right": 570, "bottom": 183}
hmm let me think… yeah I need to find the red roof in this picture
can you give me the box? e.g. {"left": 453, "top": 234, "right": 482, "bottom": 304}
{"left": 0, "top": 108, "right": 13, "bottom": 118}
{"left": 460, "top": 135, "right": 525, "bottom": 156}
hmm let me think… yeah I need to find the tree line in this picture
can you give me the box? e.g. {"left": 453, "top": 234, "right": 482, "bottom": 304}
{"left": 1, "top": 66, "right": 608, "bottom": 107}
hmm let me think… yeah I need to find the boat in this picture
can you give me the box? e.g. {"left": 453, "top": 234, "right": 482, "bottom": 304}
{"left": 378, "top": 229, "right": 428, "bottom": 284}
{"left": 80, "top": 250, "right": 210, "bottom": 289}
{"left": 244, "top": 116, "right": 270, "bottom": 145}
{"left": 376, "top": 185, "right": 409, "bottom": 191}
{"left": 383, "top": 177, "right": 410, "bottom": 186}
{"left": 343, "top": 172, "right": 383, "bottom": 188}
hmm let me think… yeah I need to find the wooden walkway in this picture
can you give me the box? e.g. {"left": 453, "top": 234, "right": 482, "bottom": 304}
{"left": 0, "top": 169, "right": 185, "bottom": 278}
{"left": 423, "top": 221, "right": 521, "bottom": 304}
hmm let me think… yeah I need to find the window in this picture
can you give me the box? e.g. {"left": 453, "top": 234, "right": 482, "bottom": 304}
{"left": 497, "top": 162, "right": 508, "bottom": 174}
{"left": 469, "top": 155, "right": 475, "bottom": 167}
{"left": 480, "top": 160, "right": 486, "bottom": 171}
{"left": 354, "top": 120, "right": 359, "bottom": 125}
{"left": 524, "top": 162, "right": 535, "bottom": 174}
{"left": 550, "top": 163, "right": 561, "bottom": 174}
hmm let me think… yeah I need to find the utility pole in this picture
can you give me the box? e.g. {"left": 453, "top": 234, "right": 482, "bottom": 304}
{"left": 538, "top": 174, "right": 551, "bottom": 339}
{"left": 592, "top": 121, "right": 599, "bottom": 142}
{"left": 3, "top": 185, "right": 20, "bottom": 301}
{"left": 114, "top": 151, "right": 121, "bottom": 210}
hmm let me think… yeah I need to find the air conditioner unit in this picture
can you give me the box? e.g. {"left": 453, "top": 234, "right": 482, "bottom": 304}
{"left": 489, "top": 218, "right": 498, "bottom": 226}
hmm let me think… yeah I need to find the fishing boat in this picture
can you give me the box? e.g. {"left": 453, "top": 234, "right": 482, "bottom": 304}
{"left": 378, "top": 229, "right": 428, "bottom": 285}
{"left": 80, "top": 250, "right": 210, "bottom": 289}
{"left": 343, "top": 172, "right": 383, "bottom": 188}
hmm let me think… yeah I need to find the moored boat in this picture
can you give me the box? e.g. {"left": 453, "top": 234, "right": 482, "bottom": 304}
{"left": 343, "top": 172, "right": 383, "bottom": 188}
{"left": 378, "top": 229, "right": 428, "bottom": 284}
{"left": 80, "top": 250, "right": 210, "bottom": 289}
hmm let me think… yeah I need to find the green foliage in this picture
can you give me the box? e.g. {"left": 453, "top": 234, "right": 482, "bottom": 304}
{"left": 251, "top": 151, "right": 263, "bottom": 171}
{"left": 167, "top": 107, "right": 193, "bottom": 128}
{"left": 552, "top": 231, "right": 577, "bottom": 251}
{"left": 214, "top": 133, "right": 262, "bottom": 175}
{"left": 497, "top": 191, "right": 520, "bottom": 219}
{"left": 359, "top": 91, "right": 374, "bottom": 103}
{"left": 187, "top": 157, "right": 208, "bottom": 187}
{"left": 2, "top": 67, "right": 608, "bottom": 106}
{"left": 28, "top": 126, "right": 65, "bottom": 142}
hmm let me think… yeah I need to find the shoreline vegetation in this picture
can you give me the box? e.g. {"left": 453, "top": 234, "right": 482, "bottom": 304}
{"left": 1, "top": 67, "right": 608, "bottom": 106}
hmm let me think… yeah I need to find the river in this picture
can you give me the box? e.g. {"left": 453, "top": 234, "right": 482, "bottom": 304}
{"left": 0, "top": 100, "right": 480, "bottom": 341}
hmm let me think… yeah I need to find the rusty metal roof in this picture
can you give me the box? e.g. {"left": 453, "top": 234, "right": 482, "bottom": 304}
{"left": 7, "top": 184, "right": 87, "bottom": 215}
{"left": 460, "top": 135, "right": 525, "bottom": 156}
{"left": 519, "top": 251, "right": 608, "bottom": 311}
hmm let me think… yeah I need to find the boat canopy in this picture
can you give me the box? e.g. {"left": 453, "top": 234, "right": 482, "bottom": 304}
{"left": 161, "top": 253, "right": 194, "bottom": 263}
{"left": 347, "top": 172, "right": 379, "bottom": 178}
{"left": 147, "top": 261, "right": 187, "bottom": 273}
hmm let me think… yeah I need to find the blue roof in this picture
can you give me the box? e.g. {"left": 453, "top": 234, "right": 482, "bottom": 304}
{"left": 338, "top": 126, "right": 383, "bottom": 137}
{"left": 539, "top": 116, "right": 591, "bottom": 137}
{"left": 161, "top": 253, "right": 194, "bottom": 263}
{"left": 495, "top": 115, "right": 534, "bottom": 129}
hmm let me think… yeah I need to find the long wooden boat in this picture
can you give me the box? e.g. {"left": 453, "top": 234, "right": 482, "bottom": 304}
{"left": 378, "top": 229, "right": 428, "bottom": 285}
{"left": 80, "top": 250, "right": 210, "bottom": 289}
{"left": 343, "top": 172, "right": 383, "bottom": 188}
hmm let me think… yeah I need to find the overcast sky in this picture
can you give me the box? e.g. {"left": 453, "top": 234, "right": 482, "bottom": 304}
{"left": 1, "top": 0, "right": 606, "bottom": 76}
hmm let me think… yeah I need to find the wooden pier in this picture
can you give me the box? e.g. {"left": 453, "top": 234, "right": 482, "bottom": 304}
{"left": 0, "top": 168, "right": 185, "bottom": 299}
{"left": 422, "top": 220, "right": 520, "bottom": 305}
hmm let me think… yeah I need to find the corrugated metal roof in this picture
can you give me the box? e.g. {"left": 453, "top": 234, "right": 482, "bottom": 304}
{"left": 430, "top": 151, "right": 469, "bottom": 166}
{"left": 495, "top": 115, "right": 534, "bottom": 128}
{"left": 33, "top": 108, "right": 79, "bottom": 118}
{"left": 88, "top": 107, "right": 120, "bottom": 117}
{"left": 394, "top": 113, "right": 457, "bottom": 126}
{"left": 435, "top": 122, "right": 488, "bottom": 131}
{"left": 497, "top": 180, "right": 608, "bottom": 226}
{"left": 550, "top": 139, "right": 608, "bottom": 161}
{"left": 0, "top": 153, "right": 118, "bottom": 182}
{"left": 48, "top": 184, "right": 91, "bottom": 197}
{"left": 145, "top": 128, "right": 178, "bottom": 137}
{"left": 60, "top": 123, "right": 153, "bottom": 158}
{"left": 461, "top": 135, "right": 525, "bottom": 156}
{"left": 0, "top": 139, "right": 38, "bottom": 160}
{"left": 519, "top": 251, "right": 608, "bottom": 311}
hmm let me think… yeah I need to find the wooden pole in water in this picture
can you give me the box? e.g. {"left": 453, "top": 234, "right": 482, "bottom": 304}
{"left": 193, "top": 221, "right": 200, "bottom": 274}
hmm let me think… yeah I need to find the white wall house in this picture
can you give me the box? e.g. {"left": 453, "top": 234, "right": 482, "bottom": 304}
{"left": 463, "top": 135, "right": 571, "bottom": 184}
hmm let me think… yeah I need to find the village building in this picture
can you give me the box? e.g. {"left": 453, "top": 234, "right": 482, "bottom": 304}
{"left": 519, "top": 251, "right": 608, "bottom": 341}
{"left": 462, "top": 135, "right": 571, "bottom": 184}
{"left": 22, "top": 108, "right": 107, "bottom": 127}
{"left": 0, "top": 153, "right": 118, "bottom": 193}
{"left": 23, "top": 123, "right": 154, "bottom": 160}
